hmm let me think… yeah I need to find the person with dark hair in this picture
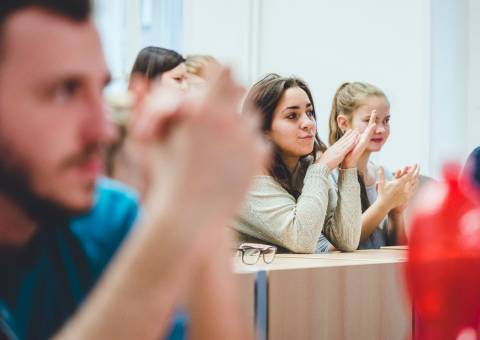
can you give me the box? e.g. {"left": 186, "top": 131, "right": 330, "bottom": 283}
{"left": 106, "top": 46, "right": 186, "bottom": 182}
{"left": 328, "top": 82, "right": 419, "bottom": 248}
{"left": 0, "top": 0, "right": 91, "bottom": 22}
{"left": 0, "top": 1, "right": 265, "bottom": 339}
{"left": 233, "top": 73, "right": 374, "bottom": 253}
{"left": 462, "top": 147, "right": 480, "bottom": 189}
{"left": 130, "top": 46, "right": 188, "bottom": 91}
{"left": 107, "top": 47, "right": 190, "bottom": 199}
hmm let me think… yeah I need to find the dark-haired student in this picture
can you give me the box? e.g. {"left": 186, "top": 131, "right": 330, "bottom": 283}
{"left": 233, "top": 74, "right": 375, "bottom": 253}
{"left": 130, "top": 46, "right": 189, "bottom": 91}
{"left": 106, "top": 45, "right": 189, "bottom": 200}
{"left": 462, "top": 146, "right": 480, "bottom": 188}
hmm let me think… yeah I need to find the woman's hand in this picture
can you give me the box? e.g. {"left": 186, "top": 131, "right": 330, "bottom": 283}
{"left": 316, "top": 129, "right": 359, "bottom": 171}
{"left": 342, "top": 110, "right": 377, "bottom": 169}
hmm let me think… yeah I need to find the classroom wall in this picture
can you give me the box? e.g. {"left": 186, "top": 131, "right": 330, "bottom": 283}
{"left": 467, "top": 0, "right": 480, "bottom": 158}
{"left": 183, "top": 0, "right": 480, "bottom": 177}
{"left": 430, "top": 0, "right": 468, "bottom": 176}
{"left": 94, "top": 0, "right": 182, "bottom": 87}
{"left": 183, "top": 0, "right": 255, "bottom": 85}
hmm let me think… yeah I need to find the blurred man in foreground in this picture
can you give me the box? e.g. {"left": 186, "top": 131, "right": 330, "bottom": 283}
{"left": 0, "top": 1, "right": 266, "bottom": 339}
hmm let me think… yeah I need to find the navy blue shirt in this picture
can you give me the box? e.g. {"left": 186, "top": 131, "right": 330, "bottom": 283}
{"left": 0, "top": 178, "right": 186, "bottom": 340}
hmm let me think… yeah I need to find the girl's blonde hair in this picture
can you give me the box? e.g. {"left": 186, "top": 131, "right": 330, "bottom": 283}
{"left": 328, "top": 82, "right": 389, "bottom": 145}
{"left": 185, "top": 54, "right": 218, "bottom": 78}
{"left": 328, "top": 82, "right": 389, "bottom": 214}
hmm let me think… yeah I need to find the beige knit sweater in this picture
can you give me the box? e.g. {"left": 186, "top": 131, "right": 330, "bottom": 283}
{"left": 233, "top": 162, "right": 362, "bottom": 253}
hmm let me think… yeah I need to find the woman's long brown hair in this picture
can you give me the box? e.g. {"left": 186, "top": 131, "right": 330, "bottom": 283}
{"left": 243, "top": 73, "right": 327, "bottom": 198}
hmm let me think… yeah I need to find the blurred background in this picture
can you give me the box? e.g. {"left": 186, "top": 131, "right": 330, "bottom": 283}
{"left": 93, "top": 0, "right": 480, "bottom": 178}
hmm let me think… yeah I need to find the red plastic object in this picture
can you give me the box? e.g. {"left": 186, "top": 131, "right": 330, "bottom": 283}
{"left": 406, "top": 163, "right": 480, "bottom": 340}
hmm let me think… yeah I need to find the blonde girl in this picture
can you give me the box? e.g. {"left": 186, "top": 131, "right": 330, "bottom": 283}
{"left": 329, "top": 82, "right": 419, "bottom": 248}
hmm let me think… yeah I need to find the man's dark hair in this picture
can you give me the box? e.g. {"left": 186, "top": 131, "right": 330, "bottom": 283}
{"left": 0, "top": 0, "right": 91, "bottom": 39}
{"left": 0, "top": 0, "right": 91, "bottom": 23}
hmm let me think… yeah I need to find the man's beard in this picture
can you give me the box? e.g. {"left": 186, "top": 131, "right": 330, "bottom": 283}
{"left": 0, "top": 141, "right": 96, "bottom": 227}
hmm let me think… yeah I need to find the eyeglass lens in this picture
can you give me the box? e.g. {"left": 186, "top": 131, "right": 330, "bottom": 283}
{"left": 263, "top": 248, "right": 276, "bottom": 263}
{"left": 243, "top": 248, "right": 261, "bottom": 265}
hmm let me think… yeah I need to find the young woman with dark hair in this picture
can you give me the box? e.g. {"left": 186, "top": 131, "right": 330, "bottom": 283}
{"left": 233, "top": 74, "right": 376, "bottom": 253}
{"left": 106, "top": 46, "right": 190, "bottom": 198}
{"left": 130, "top": 46, "right": 188, "bottom": 91}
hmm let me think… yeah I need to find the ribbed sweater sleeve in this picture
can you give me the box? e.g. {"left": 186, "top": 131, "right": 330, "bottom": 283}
{"left": 322, "top": 168, "right": 362, "bottom": 251}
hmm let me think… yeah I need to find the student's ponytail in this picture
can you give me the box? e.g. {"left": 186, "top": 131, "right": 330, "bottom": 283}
{"left": 328, "top": 82, "right": 350, "bottom": 146}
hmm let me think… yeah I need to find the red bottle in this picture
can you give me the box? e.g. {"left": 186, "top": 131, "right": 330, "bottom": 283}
{"left": 406, "top": 163, "right": 480, "bottom": 340}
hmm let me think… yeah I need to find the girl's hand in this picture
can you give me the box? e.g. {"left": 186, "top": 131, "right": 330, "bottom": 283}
{"left": 342, "top": 110, "right": 377, "bottom": 169}
{"left": 389, "top": 164, "right": 420, "bottom": 214}
{"left": 377, "top": 164, "right": 420, "bottom": 214}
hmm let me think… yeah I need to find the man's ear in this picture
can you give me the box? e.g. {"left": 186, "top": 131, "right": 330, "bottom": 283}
{"left": 336, "top": 113, "right": 350, "bottom": 132}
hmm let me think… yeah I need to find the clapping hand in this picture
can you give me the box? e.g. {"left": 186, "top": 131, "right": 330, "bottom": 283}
{"left": 342, "top": 110, "right": 377, "bottom": 169}
{"left": 377, "top": 164, "right": 420, "bottom": 215}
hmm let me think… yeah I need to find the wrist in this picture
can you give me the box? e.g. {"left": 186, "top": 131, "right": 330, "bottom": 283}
{"left": 315, "top": 159, "right": 334, "bottom": 171}
{"left": 373, "top": 198, "right": 392, "bottom": 216}
{"left": 340, "top": 160, "right": 356, "bottom": 169}
{"left": 389, "top": 209, "right": 404, "bottom": 220}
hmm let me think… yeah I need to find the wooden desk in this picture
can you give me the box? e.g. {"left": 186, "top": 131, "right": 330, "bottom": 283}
{"left": 234, "top": 249, "right": 411, "bottom": 340}
{"left": 236, "top": 271, "right": 256, "bottom": 338}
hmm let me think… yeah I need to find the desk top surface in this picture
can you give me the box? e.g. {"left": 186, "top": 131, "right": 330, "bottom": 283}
{"left": 234, "top": 247, "right": 408, "bottom": 273}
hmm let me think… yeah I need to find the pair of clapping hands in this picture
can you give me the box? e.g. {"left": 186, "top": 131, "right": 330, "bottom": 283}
{"left": 379, "top": 164, "right": 420, "bottom": 215}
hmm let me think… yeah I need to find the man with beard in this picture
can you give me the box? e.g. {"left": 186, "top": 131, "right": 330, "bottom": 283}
{"left": 0, "top": 1, "right": 266, "bottom": 339}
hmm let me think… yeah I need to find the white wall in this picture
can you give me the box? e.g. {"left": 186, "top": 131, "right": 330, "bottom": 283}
{"left": 258, "top": 0, "right": 432, "bottom": 175}
{"left": 467, "top": 0, "right": 480, "bottom": 159}
{"left": 183, "top": 0, "right": 480, "bottom": 178}
{"left": 94, "top": 0, "right": 141, "bottom": 86}
{"left": 183, "top": 0, "right": 257, "bottom": 84}
{"left": 430, "top": 0, "right": 468, "bottom": 176}
{"left": 92, "top": 0, "right": 480, "bottom": 177}
{"left": 94, "top": 0, "right": 183, "bottom": 89}
{"left": 92, "top": 0, "right": 479, "bottom": 178}
{"left": 184, "top": 0, "right": 433, "bottom": 174}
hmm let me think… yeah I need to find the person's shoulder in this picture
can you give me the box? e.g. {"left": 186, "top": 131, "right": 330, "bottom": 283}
{"left": 465, "top": 147, "right": 480, "bottom": 171}
{"left": 248, "top": 174, "right": 295, "bottom": 200}
{"left": 89, "top": 178, "right": 140, "bottom": 223}
{"left": 464, "top": 147, "right": 480, "bottom": 186}
{"left": 251, "top": 174, "right": 283, "bottom": 190}
{"left": 95, "top": 177, "right": 140, "bottom": 204}
{"left": 69, "top": 178, "right": 141, "bottom": 272}
{"left": 71, "top": 178, "right": 141, "bottom": 244}
{"left": 82, "top": 177, "right": 140, "bottom": 224}
{"left": 469, "top": 146, "right": 480, "bottom": 159}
